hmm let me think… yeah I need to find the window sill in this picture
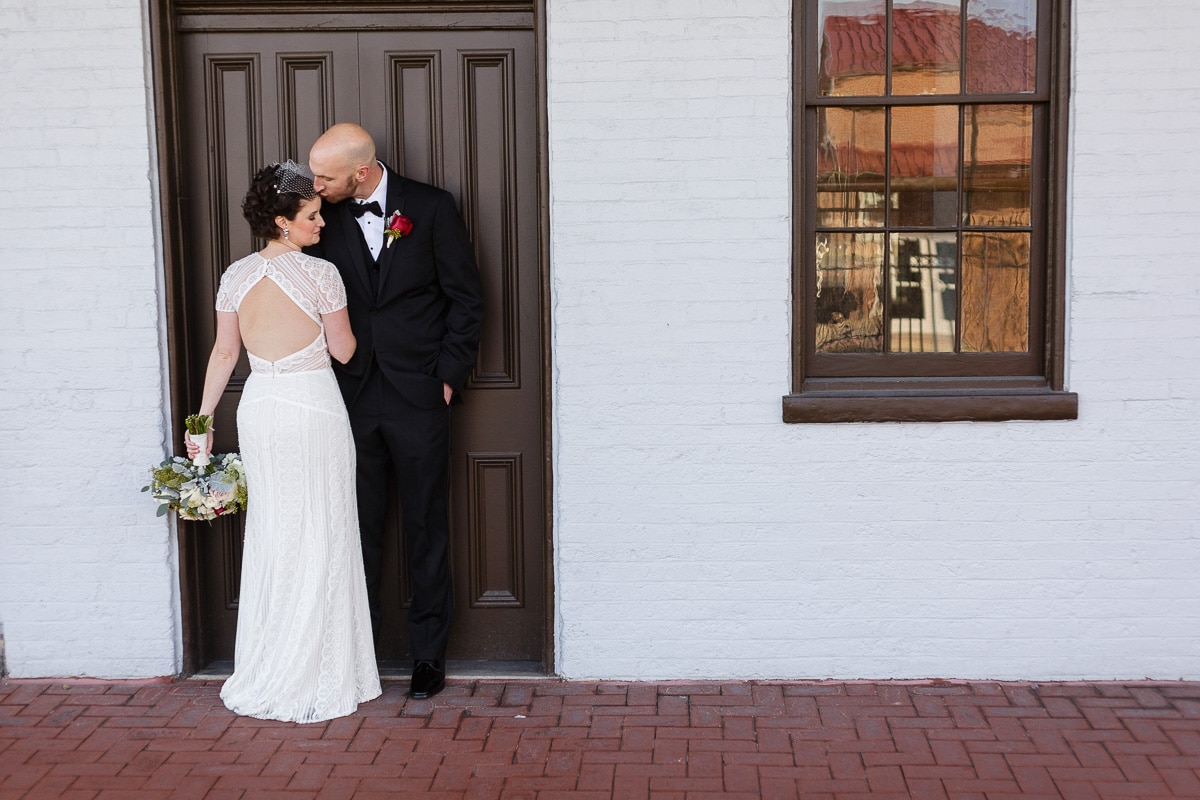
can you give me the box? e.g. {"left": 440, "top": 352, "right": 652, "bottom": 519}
{"left": 783, "top": 381, "right": 1078, "bottom": 423}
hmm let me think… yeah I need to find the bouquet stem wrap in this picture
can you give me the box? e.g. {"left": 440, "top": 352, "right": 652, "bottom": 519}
{"left": 190, "top": 433, "right": 211, "bottom": 467}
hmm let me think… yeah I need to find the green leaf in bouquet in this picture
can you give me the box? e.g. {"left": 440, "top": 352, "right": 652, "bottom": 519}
{"left": 184, "top": 414, "right": 213, "bottom": 435}
{"left": 209, "top": 478, "right": 235, "bottom": 494}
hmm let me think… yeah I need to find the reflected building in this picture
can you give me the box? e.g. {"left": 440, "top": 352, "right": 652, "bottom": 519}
{"left": 813, "top": 1, "right": 1036, "bottom": 355}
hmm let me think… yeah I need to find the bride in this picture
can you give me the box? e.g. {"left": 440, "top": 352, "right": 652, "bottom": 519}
{"left": 187, "top": 160, "right": 381, "bottom": 722}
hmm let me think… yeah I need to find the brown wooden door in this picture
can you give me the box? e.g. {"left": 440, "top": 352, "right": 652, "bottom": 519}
{"left": 175, "top": 14, "right": 546, "bottom": 669}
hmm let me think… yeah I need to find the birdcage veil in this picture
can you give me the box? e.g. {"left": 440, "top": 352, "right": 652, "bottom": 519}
{"left": 273, "top": 159, "right": 317, "bottom": 199}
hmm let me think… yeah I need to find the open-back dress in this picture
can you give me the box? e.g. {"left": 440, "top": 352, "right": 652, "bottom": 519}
{"left": 214, "top": 250, "right": 381, "bottom": 723}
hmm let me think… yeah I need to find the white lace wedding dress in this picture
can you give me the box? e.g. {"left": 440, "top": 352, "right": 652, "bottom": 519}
{"left": 214, "top": 250, "right": 381, "bottom": 723}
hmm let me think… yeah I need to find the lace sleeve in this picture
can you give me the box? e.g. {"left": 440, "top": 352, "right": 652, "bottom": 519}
{"left": 214, "top": 266, "right": 237, "bottom": 312}
{"left": 314, "top": 259, "right": 348, "bottom": 314}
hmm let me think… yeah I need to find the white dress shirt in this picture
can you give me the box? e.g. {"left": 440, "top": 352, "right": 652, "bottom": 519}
{"left": 353, "top": 164, "right": 388, "bottom": 261}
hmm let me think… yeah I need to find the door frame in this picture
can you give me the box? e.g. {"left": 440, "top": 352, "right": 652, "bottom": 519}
{"left": 147, "top": 0, "right": 554, "bottom": 676}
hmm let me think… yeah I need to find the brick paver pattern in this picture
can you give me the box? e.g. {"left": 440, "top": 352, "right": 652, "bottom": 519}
{"left": 2, "top": 678, "right": 1200, "bottom": 799}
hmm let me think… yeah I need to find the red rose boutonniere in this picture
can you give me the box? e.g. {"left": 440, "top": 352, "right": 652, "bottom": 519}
{"left": 384, "top": 211, "right": 413, "bottom": 248}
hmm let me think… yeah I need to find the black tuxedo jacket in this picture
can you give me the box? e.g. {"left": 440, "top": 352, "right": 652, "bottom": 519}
{"left": 309, "top": 166, "right": 484, "bottom": 410}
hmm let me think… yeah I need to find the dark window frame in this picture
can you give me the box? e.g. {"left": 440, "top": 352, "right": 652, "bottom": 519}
{"left": 786, "top": 0, "right": 1077, "bottom": 423}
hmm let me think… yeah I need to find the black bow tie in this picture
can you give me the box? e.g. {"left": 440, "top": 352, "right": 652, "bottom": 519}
{"left": 347, "top": 200, "right": 383, "bottom": 218}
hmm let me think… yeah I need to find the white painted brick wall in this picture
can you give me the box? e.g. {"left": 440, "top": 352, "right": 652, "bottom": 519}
{"left": 548, "top": 0, "right": 1200, "bottom": 680}
{"left": 0, "top": 0, "right": 178, "bottom": 677}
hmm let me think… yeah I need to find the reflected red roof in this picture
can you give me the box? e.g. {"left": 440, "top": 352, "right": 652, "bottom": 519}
{"left": 820, "top": 8, "right": 1035, "bottom": 94}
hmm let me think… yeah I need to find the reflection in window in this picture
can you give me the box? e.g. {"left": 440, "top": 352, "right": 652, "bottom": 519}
{"left": 892, "top": 0, "right": 961, "bottom": 95}
{"left": 815, "top": 233, "right": 884, "bottom": 353}
{"left": 810, "top": 1, "right": 1040, "bottom": 358}
{"left": 964, "top": 104, "right": 1032, "bottom": 226}
{"left": 820, "top": 0, "right": 1038, "bottom": 98}
{"left": 967, "top": 0, "right": 1037, "bottom": 93}
{"left": 890, "top": 233, "right": 957, "bottom": 353}
{"left": 818, "top": 0, "right": 886, "bottom": 97}
{"left": 817, "top": 107, "right": 886, "bottom": 228}
{"left": 890, "top": 105, "right": 959, "bottom": 228}
{"left": 962, "top": 232, "right": 1029, "bottom": 352}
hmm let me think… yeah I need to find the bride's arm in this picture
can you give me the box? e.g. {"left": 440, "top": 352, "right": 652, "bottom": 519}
{"left": 186, "top": 311, "right": 241, "bottom": 457}
{"left": 322, "top": 307, "right": 357, "bottom": 365}
{"left": 198, "top": 310, "right": 242, "bottom": 415}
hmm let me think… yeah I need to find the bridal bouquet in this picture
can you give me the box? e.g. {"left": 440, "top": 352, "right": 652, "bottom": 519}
{"left": 143, "top": 452, "right": 248, "bottom": 522}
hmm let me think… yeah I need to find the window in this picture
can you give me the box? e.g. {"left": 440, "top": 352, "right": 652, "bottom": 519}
{"left": 786, "top": 0, "right": 1076, "bottom": 422}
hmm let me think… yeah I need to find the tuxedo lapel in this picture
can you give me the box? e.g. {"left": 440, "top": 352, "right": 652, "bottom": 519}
{"left": 332, "top": 201, "right": 373, "bottom": 298}
{"left": 375, "top": 168, "right": 406, "bottom": 299}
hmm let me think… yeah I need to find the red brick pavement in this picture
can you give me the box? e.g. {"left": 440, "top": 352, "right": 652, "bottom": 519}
{"left": 2, "top": 678, "right": 1199, "bottom": 799}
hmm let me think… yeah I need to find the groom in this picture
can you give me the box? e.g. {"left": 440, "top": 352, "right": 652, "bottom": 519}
{"left": 307, "top": 123, "right": 484, "bottom": 699}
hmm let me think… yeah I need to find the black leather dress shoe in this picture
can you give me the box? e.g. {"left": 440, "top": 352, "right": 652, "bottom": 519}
{"left": 410, "top": 659, "right": 445, "bottom": 699}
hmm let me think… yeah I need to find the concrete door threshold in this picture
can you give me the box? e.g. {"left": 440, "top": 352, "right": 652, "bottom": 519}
{"left": 190, "top": 660, "right": 548, "bottom": 680}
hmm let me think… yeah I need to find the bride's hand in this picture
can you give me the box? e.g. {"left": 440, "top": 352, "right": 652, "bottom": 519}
{"left": 184, "top": 428, "right": 215, "bottom": 457}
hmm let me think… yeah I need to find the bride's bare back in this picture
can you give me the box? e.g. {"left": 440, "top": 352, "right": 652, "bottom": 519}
{"left": 238, "top": 276, "right": 322, "bottom": 362}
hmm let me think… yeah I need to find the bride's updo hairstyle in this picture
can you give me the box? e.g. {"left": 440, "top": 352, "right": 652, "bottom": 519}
{"left": 242, "top": 160, "right": 319, "bottom": 239}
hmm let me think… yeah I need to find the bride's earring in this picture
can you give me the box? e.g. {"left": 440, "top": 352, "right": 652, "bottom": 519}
{"left": 283, "top": 227, "right": 290, "bottom": 241}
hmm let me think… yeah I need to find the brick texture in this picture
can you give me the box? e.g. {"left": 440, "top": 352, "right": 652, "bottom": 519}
{"left": 3, "top": 678, "right": 1200, "bottom": 799}
{"left": 546, "top": 0, "right": 1200, "bottom": 680}
{"left": 0, "top": 0, "right": 176, "bottom": 678}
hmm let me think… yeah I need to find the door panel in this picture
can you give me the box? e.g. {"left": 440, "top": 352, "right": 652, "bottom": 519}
{"left": 178, "top": 21, "right": 544, "bottom": 668}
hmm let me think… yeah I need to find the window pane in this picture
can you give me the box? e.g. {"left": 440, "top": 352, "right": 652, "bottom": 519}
{"left": 961, "top": 232, "right": 1029, "bottom": 352}
{"left": 817, "top": 107, "right": 886, "bottom": 227}
{"left": 816, "top": 232, "right": 884, "bottom": 353}
{"left": 891, "top": 106, "right": 959, "bottom": 228}
{"left": 892, "top": 1, "right": 962, "bottom": 95}
{"left": 963, "top": 104, "right": 1032, "bottom": 226}
{"left": 966, "top": 0, "right": 1037, "bottom": 93}
{"left": 889, "top": 232, "right": 957, "bottom": 353}
{"left": 818, "top": 0, "right": 886, "bottom": 97}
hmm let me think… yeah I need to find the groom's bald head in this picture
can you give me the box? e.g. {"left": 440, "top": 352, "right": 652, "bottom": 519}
{"left": 309, "top": 123, "right": 382, "bottom": 203}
